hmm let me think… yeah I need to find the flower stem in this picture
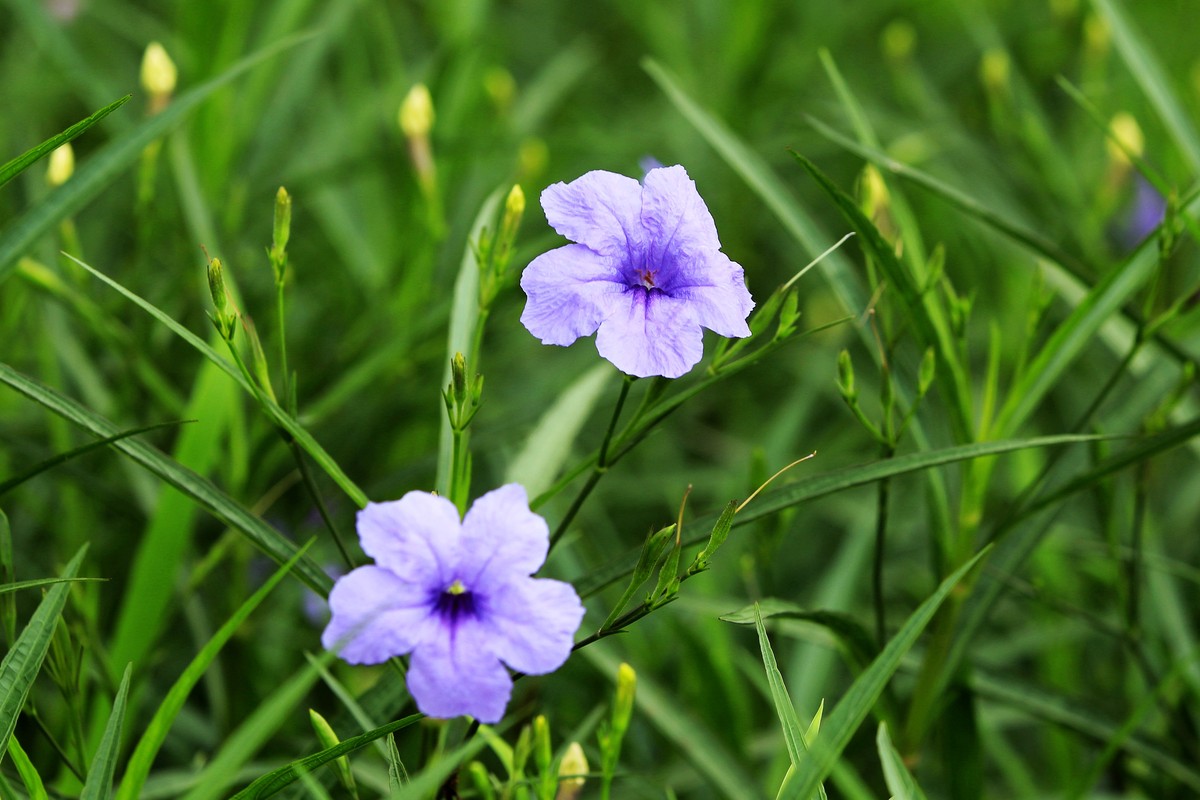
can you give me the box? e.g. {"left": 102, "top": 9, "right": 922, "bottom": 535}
{"left": 872, "top": 442, "right": 896, "bottom": 648}
{"left": 549, "top": 374, "right": 634, "bottom": 551}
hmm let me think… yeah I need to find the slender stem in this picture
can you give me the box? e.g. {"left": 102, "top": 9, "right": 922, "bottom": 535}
{"left": 549, "top": 375, "right": 634, "bottom": 551}
{"left": 873, "top": 443, "right": 896, "bottom": 648}
{"left": 291, "top": 441, "right": 355, "bottom": 569}
{"left": 275, "top": 280, "right": 291, "bottom": 412}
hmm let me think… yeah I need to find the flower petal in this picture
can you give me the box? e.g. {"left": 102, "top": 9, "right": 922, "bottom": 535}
{"left": 321, "top": 566, "right": 438, "bottom": 664}
{"left": 459, "top": 484, "right": 549, "bottom": 589}
{"left": 356, "top": 493, "right": 461, "bottom": 585}
{"left": 486, "top": 577, "right": 584, "bottom": 675}
{"left": 668, "top": 251, "right": 754, "bottom": 338}
{"left": 639, "top": 165, "right": 721, "bottom": 270}
{"left": 520, "top": 244, "right": 625, "bottom": 346}
{"left": 541, "top": 170, "right": 644, "bottom": 258}
{"left": 595, "top": 289, "right": 704, "bottom": 378}
{"left": 406, "top": 618, "right": 513, "bottom": 723}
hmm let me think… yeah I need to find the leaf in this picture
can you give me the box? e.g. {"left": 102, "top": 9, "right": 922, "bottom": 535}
{"left": 62, "top": 253, "right": 367, "bottom": 508}
{"left": 80, "top": 665, "right": 131, "bottom": 800}
{"left": 600, "top": 525, "right": 674, "bottom": 630}
{"left": 723, "top": 601, "right": 877, "bottom": 672}
{"left": 0, "top": 420, "right": 189, "bottom": 497}
{"left": 0, "top": 544, "right": 87, "bottom": 762}
{"left": 0, "top": 95, "right": 130, "bottom": 188}
{"left": 229, "top": 716, "right": 423, "bottom": 799}
{"left": 778, "top": 548, "right": 989, "bottom": 800}
{"left": 505, "top": 364, "right": 611, "bottom": 499}
{"left": 576, "top": 434, "right": 1101, "bottom": 599}
{"left": 754, "top": 606, "right": 828, "bottom": 800}
{"left": 116, "top": 545, "right": 313, "bottom": 800}
{"left": 0, "top": 33, "right": 315, "bottom": 283}
{"left": 876, "top": 722, "right": 928, "bottom": 800}
{"left": 0, "top": 362, "right": 330, "bottom": 593}
{"left": 5, "top": 736, "right": 48, "bottom": 800}
{"left": 689, "top": 500, "right": 737, "bottom": 574}
{"left": 0, "top": 578, "right": 103, "bottom": 596}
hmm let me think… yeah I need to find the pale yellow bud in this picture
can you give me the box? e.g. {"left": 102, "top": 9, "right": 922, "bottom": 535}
{"left": 517, "top": 137, "right": 549, "bottom": 180}
{"left": 46, "top": 143, "right": 74, "bottom": 187}
{"left": 399, "top": 84, "right": 435, "bottom": 138}
{"left": 860, "top": 164, "right": 890, "bottom": 219}
{"left": 1084, "top": 13, "right": 1110, "bottom": 57}
{"left": 141, "top": 42, "right": 177, "bottom": 99}
{"left": 555, "top": 742, "right": 588, "bottom": 800}
{"left": 980, "top": 48, "right": 1010, "bottom": 95}
{"left": 505, "top": 183, "right": 525, "bottom": 220}
{"left": 1107, "top": 113, "right": 1144, "bottom": 165}
{"left": 484, "top": 66, "right": 516, "bottom": 112}
{"left": 881, "top": 20, "right": 916, "bottom": 63}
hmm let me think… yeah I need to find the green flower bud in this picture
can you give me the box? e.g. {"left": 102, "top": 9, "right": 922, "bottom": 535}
{"left": 881, "top": 19, "right": 916, "bottom": 63}
{"left": 836, "top": 349, "right": 856, "bottom": 402}
{"left": 273, "top": 186, "right": 292, "bottom": 258}
{"left": 979, "top": 48, "right": 1010, "bottom": 96}
{"left": 206, "top": 257, "right": 237, "bottom": 341}
{"left": 141, "top": 42, "right": 177, "bottom": 112}
{"left": 612, "top": 662, "right": 636, "bottom": 739}
{"left": 399, "top": 83, "right": 434, "bottom": 139}
{"left": 466, "top": 761, "right": 496, "bottom": 800}
{"left": 918, "top": 346, "right": 937, "bottom": 397}
{"left": 451, "top": 352, "right": 468, "bottom": 406}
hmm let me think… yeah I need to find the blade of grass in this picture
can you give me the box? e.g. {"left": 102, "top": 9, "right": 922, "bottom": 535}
{"left": 5, "top": 735, "right": 48, "bottom": 800}
{"left": 876, "top": 722, "right": 928, "bottom": 800}
{"left": 1092, "top": 0, "right": 1200, "bottom": 172}
{"left": 116, "top": 544, "right": 313, "bottom": 800}
{"left": 0, "top": 95, "right": 130, "bottom": 189}
{"left": 0, "top": 420, "right": 189, "bottom": 497}
{"left": 0, "top": 362, "right": 329, "bottom": 593}
{"left": 80, "top": 665, "right": 131, "bottom": 800}
{"left": 0, "top": 544, "right": 87, "bottom": 761}
{"left": 0, "top": 32, "right": 316, "bottom": 283}
{"left": 779, "top": 549, "right": 988, "bottom": 800}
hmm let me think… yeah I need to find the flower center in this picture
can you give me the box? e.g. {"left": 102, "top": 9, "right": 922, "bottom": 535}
{"left": 633, "top": 266, "right": 657, "bottom": 290}
{"left": 435, "top": 580, "right": 476, "bottom": 624}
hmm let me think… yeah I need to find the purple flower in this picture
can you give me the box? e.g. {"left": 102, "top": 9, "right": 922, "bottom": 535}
{"left": 520, "top": 165, "right": 754, "bottom": 379}
{"left": 322, "top": 485, "right": 584, "bottom": 723}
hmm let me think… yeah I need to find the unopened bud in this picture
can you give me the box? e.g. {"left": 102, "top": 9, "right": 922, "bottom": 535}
{"left": 451, "top": 352, "right": 468, "bottom": 405}
{"left": 273, "top": 186, "right": 292, "bottom": 256}
{"left": 46, "top": 143, "right": 74, "bottom": 187}
{"left": 555, "top": 742, "right": 588, "bottom": 800}
{"left": 836, "top": 349, "right": 856, "bottom": 401}
{"left": 918, "top": 346, "right": 936, "bottom": 397}
{"left": 207, "top": 258, "right": 228, "bottom": 315}
{"left": 881, "top": 20, "right": 916, "bottom": 63}
{"left": 399, "top": 84, "right": 434, "bottom": 139}
{"left": 484, "top": 66, "right": 516, "bottom": 113}
{"left": 505, "top": 183, "right": 525, "bottom": 222}
{"left": 141, "top": 42, "right": 177, "bottom": 103}
{"left": 979, "top": 48, "right": 1010, "bottom": 95}
{"left": 860, "top": 164, "right": 890, "bottom": 220}
{"left": 1107, "top": 113, "right": 1144, "bottom": 165}
{"left": 518, "top": 137, "right": 549, "bottom": 181}
{"left": 612, "top": 662, "right": 636, "bottom": 737}
{"left": 1084, "top": 13, "right": 1110, "bottom": 57}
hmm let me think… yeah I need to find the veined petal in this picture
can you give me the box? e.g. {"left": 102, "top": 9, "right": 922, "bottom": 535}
{"left": 595, "top": 289, "right": 704, "bottom": 378}
{"left": 486, "top": 577, "right": 584, "bottom": 675}
{"left": 541, "top": 170, "right": 644, "bottom": 258}
{"left": 407, "top": 617, "right": 513, "bottom": 723}
{"left": 520, "top": 244, "right": 626, "bottom": 346}
{"left": 640, "top": 165, "right": 720, "bottom": 270}
{"left": 669, "top": 251, "right": 754, "bottom": 338}
{"left": 321, "top": 566, "right": 438, "bottom": 664}
{"left": 356, "top": 493, "right": 461, "bottom": 585}
{"left": 460, "top": 484, "right": 549, "bottom": 587}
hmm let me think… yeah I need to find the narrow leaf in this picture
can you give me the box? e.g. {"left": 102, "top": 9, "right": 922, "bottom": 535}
{"left": 5, "top": 736, "right": 47, "bottom": 800}
{"left": 876, "top": 722, "right": 928, "bottom": 800}
{"left": 724, "top": 601, "right": 877, "bottom": 672}
{"left": 0, "top": 95, "right": 130, "bottom": 188}
{"left": 0, "top": 544, "right": 87, "bottom": 762}
{"left": 601, "top": 525, "right": 674, "bottom": 630}
{"left": 80, "top": 664, "right": 131, "bottom": 800}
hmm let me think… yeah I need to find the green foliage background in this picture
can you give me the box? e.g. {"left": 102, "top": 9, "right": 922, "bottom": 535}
{"left": 1, "top": 0, "right": 1199, "bottom": 797}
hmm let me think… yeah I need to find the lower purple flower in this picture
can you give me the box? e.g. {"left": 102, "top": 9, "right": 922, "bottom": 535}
{"left": 322, "top": 484, "right": 585, "bottom": 723}
{"left": 520, "top": 164, "right": 754, "bottom": 379}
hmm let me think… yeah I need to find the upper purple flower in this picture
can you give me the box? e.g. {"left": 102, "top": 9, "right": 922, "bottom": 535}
{"left": 322, "top": 484, "right": 585, "bottom": 723}
{"left": 520, "top": 165, "right": 754, "bottom": 379}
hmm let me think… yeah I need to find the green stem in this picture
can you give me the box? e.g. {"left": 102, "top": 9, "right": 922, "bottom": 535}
{"left": 873, "top": 443, "right": 896, "bottom": 648}
{"left": 291, "top": 441, "right": 354, "bottom": 570}
{"left": 548, "top": 375, "right": 634, "bottom": 551}
{"left": 275, "top": 279, "right": 291, "bottom": 413}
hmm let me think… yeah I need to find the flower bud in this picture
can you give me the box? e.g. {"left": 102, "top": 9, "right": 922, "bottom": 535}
{"left": 399, "top": 83, "right": 434, "bottom": 139}
{"left": 881, "top": 20, "right": 916, "bottom": 63}
{"left": 505, "top": 183, "right": 525, "bottom": 223}
{"left": 451, "top": 352, "right": 468, "bottom": 406}
{"left": 141, "top": 42, "right": 177, "bottom": 110}
{"left": 518, "top": 137, "right": 549, "bottom": 181}
{"left": 46, "top": 143, "right": 75, "bottom": 187}
{"left": 206, "top": 257, "right": 236, "bottom": 340}
{"left": 273, "top": 186, "right": 292, "bottom": 258}
{"left": 612, "top": 662, "right": 636, "bottom": 739}
{"left": 979, "top": 48, "right": 1010, "bottom": 96}
{"left": 918, "top": 346, "right": 937, "bottom": 397}
{"left": 836, "top": 349, "right": 856, "bottom": 402}
{"left": 533, "top": 714, "right": 553, "bottom": 790}
{"left": 1106, "top": 112, "right": 1144, "bottom": 166}
{"left": 484, "top": 66, "right": 516, "bottom": 113}
{"left": 555, "top": 742, "right": 588, "bottom": 800}
{"left": 309, "top": 709, "right": 356, "bottom": 794}
{"left": 1084, "top": 13, "right": 1110, "bottom": 58}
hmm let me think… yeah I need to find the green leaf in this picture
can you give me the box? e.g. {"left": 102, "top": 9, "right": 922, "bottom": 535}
{"left": 778, "top": 548, "right": 988, "bottom": 800}
{"left": 723, "top": 601, "right": 877, "bottom": 673}
{"left": 688, "top": 500, "right": 737, "bottom": 574}
{"left": 0, "top": 33, "right": 315, "bottom": 283}
{"left": 62, "top": 253, "right": 367, "bottom": 508}
{"left": 505, "top": 364, "right": 610, "bottom": 499}
{"left": 601, "top": 525, "right": 674, "bottom": 630}
{"left": 0, "top": 362, "right": 330, "bottom": 594}
{"left": 5, "top": 736, "right": 47, "bottom": 800}
{"left": 0, "top": 510, "right": 13, "bottom": 644}
{"left": 80, "top": 664, "right": 131, "bottom": 800}
{"left": 230, "top": 716, "right": 423, "bottom": 800}
{"left": 876, "top": 722, "right": 928, "bottom": 800}
{"left": 754, "top": 606, "right": 828, "bottom": 800}
{"left": 116, "top": 545, "right": 313, "bottom": 800}
{"left": 0, "top": 544, "right": 87, "bottom": 763}
{"left": 385, "top": 734, "right": 404, "bottom": 797}
{"left": 791, "top": 151, "right": 973, "bottom": 442}
{"left": 0, "top": 578, "right": 103, "bottom": 596}
{"left": 0, "top": 420, "right": 189, "bottom": 498}
{"left": 0, "top": 95, "right": 130, "bottom": 189}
